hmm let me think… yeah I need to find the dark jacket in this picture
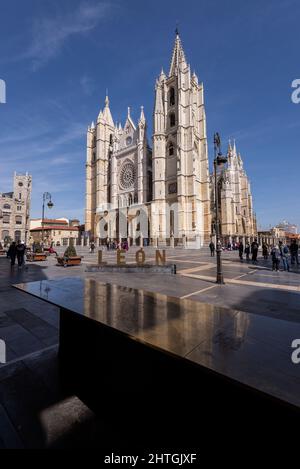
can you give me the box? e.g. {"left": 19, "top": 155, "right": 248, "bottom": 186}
{"left": 290, "top": 243, "right": 299, "bottom": 254}
{"left": 7, "top": 244, "right": 16, "bottom": 258}
{"left": 16, "top": 244, "right": 26, "bottom": 257}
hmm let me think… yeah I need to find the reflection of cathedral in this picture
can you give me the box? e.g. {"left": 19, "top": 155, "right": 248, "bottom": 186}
{"left": 85, "top": 31, "right": 256, "bottom": 247}
{"left": 210, "top": 140, "right": 257, "bottom": 243}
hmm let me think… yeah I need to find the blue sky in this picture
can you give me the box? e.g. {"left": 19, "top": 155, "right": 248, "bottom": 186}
{"left": 0, "top": 0, "right": 299, "bottom": 229}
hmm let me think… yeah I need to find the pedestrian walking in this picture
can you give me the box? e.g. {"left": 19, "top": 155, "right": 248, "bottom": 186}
{"left": 245, "top": 242, "right": 250, "bottom": 261}
{"left": 262, "top": 243, "right": 269, "bottom": 260}
{"left": 7, "top": 242, "right": 17, "bottom": 267}
{"left": 271, "top": 245, "right": 280, "bottom": 271}
{"left": 16, "top": 241, "right": 26, "bottom": 268}
{"left": 238, "top": 240, "right": 244, "bottom": 261}
{"left": 90, "top": 241, "right": 95, "bottom": 254}
{"left": 279, "top": 241, "right": 290, "bottom": 272}
{"left": 290, "top": 239, "right": 299, "bottom": 265}
{"left": 251, "top": 239, "right": 259, "bottom": 264}
{"left": 209, "top": 241, "right": 215, "bottom": 257}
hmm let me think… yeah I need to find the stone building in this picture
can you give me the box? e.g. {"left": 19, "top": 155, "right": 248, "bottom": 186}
{"left": 0, "top": 172, "right": 32, "bottom": 245}
{"left": 29, "top": 218, "right": 80, "bottom": 247}
{"left": 210, "top": 140, "right": 257, "bottom": 244}
{"left": 85, "top": 31, "right": 211, "bottom": 248}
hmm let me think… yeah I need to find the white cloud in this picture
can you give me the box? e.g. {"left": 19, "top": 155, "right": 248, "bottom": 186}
{"left": 24, "top": 1, "right": 111, "bottom": 69}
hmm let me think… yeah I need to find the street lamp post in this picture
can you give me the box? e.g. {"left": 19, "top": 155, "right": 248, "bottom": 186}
{"left": 42, "top": 192, "right": 54, "bottom": 248}
{"left": 213, "top": 133, "right": 228, "bottom": 284}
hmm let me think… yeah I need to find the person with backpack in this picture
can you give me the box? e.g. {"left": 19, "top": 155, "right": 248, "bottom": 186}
{"left": 16, "top": 241, "right": 26, "bottom": 268}
{"left": 279, "top": 241, "right": 290, "bottom": 272}
{"left": 271, "top": 245, "right": 280, "bottom": 271}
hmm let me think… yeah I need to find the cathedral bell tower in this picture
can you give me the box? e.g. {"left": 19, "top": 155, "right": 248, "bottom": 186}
{"left": 151, "top": 30, "right": 210, "bottom": 246}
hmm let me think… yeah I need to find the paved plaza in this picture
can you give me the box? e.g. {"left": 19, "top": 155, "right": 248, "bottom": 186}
{"left": 0, "top": 246, "right": 299, "bottom": 448}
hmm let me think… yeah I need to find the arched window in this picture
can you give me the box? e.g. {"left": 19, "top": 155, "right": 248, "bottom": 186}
{"left": 2, "top": 230, "right": 9, "bottom": 241}
{"left": 169, "top": 87, "right": 175, "bottom": 106}
{"left": 109, "top": 134, "right": 113, "bottom": 145}
{"left": 16, "top": 215, "right": 22, "bottom": 225}
{"left": 3, "top": 214, "right": 10, "bottom": 224}
{"left": 169, "top": 113, "right": 175, "bottom": 127}
{"left": 93, "top": 136, "right": 96, "bottom": 147}
{"left": 3, "top": 203, "right": 10, "bottom": 210}
{"left": 15, "top": 230, "right": 21, "bottom": 242}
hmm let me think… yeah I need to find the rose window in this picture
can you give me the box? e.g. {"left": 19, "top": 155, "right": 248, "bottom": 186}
{"left": 119, "top": 161, "right": 135, "bottom": 190}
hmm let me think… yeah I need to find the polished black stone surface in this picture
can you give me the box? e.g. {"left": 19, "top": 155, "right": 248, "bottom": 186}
{"left": 14, "top": 277, "right": 300, "bottom": 408}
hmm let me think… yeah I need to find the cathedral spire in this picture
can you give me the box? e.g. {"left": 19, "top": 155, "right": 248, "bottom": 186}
{"left": 228, "top": 139, "right": 232, "bottom": 153}
{"left": 154, "top": 80, "right": 164, "bottom": 113}
{"left": 102, "top": 93, "right": 114, "bottom": 127}
{"left": 169, "top": 30, "right": 187, "bottom": 77}
{"left": 139, "top": 105, "right": 146, "bottom": 124}
{"left": 232, "top": 139, "right": 237, "bottom": 157}
{"left": 125, "top": 106, "right": 136, "bottom": 131}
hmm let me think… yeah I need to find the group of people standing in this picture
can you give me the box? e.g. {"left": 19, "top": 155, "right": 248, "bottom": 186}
{"left": 238, "top": 239, "right": 259, "bottom": 263}
{"left": 7, "top": 241, "right": 27, "bottom": 268}
{"left": 209, "top": 238, "right": 299, "bottom": 272}
{"left": 269, "top": 239, "right": 299, "bottom": 272}
{"left": 209, "top": 239, "right": 258, "bottom": 263}
{"left": 105, "top": 239, "right": 129, "bottom": 251}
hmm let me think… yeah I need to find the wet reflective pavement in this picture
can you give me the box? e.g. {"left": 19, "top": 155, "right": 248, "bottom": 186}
{"left": 14, "top": 277, "right": 300, "bottom": 408}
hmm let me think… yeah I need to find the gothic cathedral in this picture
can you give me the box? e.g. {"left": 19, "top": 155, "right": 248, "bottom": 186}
{"left": 85, "top": 31, "right": 256, "bottom": 247}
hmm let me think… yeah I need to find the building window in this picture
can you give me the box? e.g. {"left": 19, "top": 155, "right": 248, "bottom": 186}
{"left": 169, "top": 87, "right": 175, "bottom": 106}
{"left": 3, "top": 214, "right": 10, "bottom": 224}
{"left": 126, "top": 136, "right": 132, "bottom": 146}
{"left": 15, "top": 231, "right": 21, "bottom": 242}
{"left": 169, "top": 113, "right": 175, "bottom": 127}
{"left": 58, "top": 231, "right": 61, "bottom": 235}
{"left": 19, "top": 193, "right": 22, "bottom": 200}
{"left": 92, "top": 152, "right": 96, "bottom": 162}
{"left": 3, "top": 203, "right": 11, "bottom": 210}
{"left": 17, "top": 206, "right": 22, "bottom": 211}
{"left": 168, "top": 182, "right": 177, "bottom": 194}
{"left": 16, "top": 216, "right": 22, "bottom": 225}
{"left": 109, "top": 134, "right": 113, "bottom": 145}
{"left": 2, "top": 230, "right": 9, "bottom": 241}
{"left": 18, "top": 182, "right": 23, "bottom": 187}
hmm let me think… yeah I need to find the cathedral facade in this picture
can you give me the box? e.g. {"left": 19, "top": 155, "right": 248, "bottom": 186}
{"left": 85, "top": 32, "right": 256, "bottom": 247}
